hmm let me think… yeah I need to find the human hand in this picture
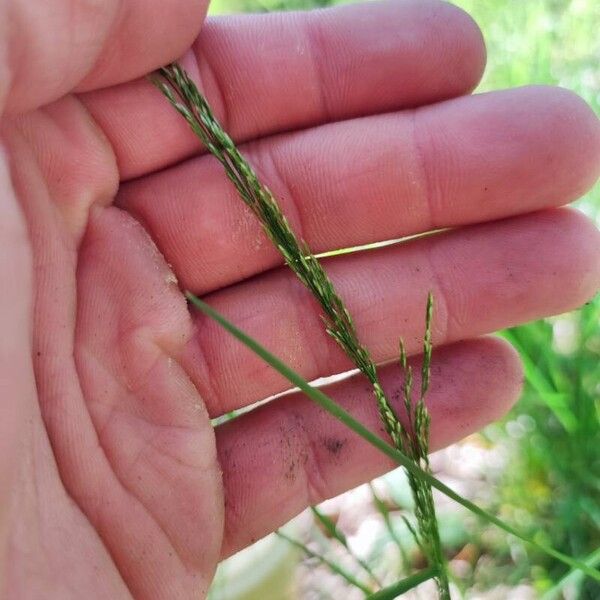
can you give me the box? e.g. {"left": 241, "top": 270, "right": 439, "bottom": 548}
{"left": 1, "top": 0, "right": 599, "bottom": 598}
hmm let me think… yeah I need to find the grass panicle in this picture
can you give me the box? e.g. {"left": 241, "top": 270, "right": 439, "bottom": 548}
{"left": 153, "top": 63, "right": 600, "bottom": 594}
{"left": 153, "top": 62, "right": 449, "bottom": 595}
{"left": 151, "top": 64, "right": 405, "bottom": 453}
{"left": 394, "top": 294, "right": 449, "bottom": 598}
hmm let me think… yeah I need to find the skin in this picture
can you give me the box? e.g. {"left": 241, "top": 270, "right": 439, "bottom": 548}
{"left": 0, "top": 0, "right": 599, "bottom": 597}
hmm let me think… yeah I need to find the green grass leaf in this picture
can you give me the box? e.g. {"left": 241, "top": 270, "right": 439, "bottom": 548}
{"left": 367, "top": 566, "right": 438, "bottom": 600}
{"left": 188, "top": 292, "right": 600, "bottom": 584}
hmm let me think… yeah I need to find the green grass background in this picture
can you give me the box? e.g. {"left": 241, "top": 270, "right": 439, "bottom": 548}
{"left": 206, "top": 0, "right": 600, "bottom": 597}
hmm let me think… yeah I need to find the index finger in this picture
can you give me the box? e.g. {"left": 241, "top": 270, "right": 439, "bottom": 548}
{"left": 80, "top": 0, "right": 486, "bottom": 180}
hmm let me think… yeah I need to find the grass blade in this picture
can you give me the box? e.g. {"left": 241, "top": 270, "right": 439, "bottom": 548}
{"left": 188, "top": 292, "right": 600, "bottom": 583}
{"left": 502, "top": 329, "right": 577, "bottom": 432}
{"left": 541, "top": 547, "right": 600, "bottom": 600}
{"left": 367, "top": 566, "right": 439, "bottom": 600}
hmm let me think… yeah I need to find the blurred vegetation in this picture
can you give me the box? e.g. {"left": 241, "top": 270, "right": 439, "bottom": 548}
{"left": 207, "top": 0, "right": 600, "bottom": 597}
{"left": 495, "top": 300, "right": 600, "bottom": 598}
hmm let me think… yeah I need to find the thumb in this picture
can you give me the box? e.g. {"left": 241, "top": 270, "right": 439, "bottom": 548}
{"left": 0, "top": 147, "right": 33, "bottom": 582}
{"left": 0, "top": 0, "right": 208, "bottom": 115}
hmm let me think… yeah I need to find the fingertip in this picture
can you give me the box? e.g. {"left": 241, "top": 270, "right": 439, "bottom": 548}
{"left": 427, "top": 338, "right": 522, "bottom": 447}
{"left": 551, "top": 208, "right": 600, "bottom": 304}
{"left": 375, "top": 0, "right": 487, "bottom": 100}
{"left": 468, "top": 336, "right": 523, "bottom": 419}
{"left": 533, "top": 85, "right": 600, "bottom": 197}
{"left": 426, "top": 0, "right": 487, "bottom": 94}
{"left": 521, "top": 208, "right": 600, "bottom": 308}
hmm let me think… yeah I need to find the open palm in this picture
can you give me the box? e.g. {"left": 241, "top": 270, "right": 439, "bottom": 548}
{"left": 1, "top": 0, "right": 599, "bottom": 598}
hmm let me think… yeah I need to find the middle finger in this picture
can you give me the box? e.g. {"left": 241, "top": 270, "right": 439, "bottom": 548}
{"left": 178, "top": 208, "right": 600, "bottom": 417}
{"left": 118, "top": 86, "right": 600, "bottom": 294}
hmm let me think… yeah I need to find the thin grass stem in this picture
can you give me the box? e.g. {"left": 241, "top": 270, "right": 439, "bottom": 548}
{"left": 187, "top": 292, "right": 600, "bottom": 583}
{"left": 367, "top": 566, "right": 439, "bottom": 600}
{"left": 369, "top": 483, "right": 412, "bottom": 573}
{"left": 276, "top": 530, "right": 373, "bottom": 595}
{"left": 310, "top": 506, "right": 383, "bottom": 588}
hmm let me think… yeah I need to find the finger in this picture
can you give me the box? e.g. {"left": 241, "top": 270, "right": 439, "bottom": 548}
{"left": 6, "top": 110, "right": 222, "bottom": 594}
{"left": 216, "top": 337, "right": 522, "bottom": 557}
{"left": 180, "top": 208, "right": 600, "bottom": 417}
{"left": 1, "top": 0, "right": 208, "bottom": 114}
{"left": 80, "top": 0, "right": 486, "bottom": 179}
{"left": 74, "top": 206, "right": 223, "bottom": 596}
{"left": 119, "top": 86, "right": 600, "bottom": 294}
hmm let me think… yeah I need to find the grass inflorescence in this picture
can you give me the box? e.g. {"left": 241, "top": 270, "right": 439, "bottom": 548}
{"left": 152, "top": 62, "right": 600, "bottom": 595}
{"left": 152, "top": 62, "right": 450, "bottom": 596}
